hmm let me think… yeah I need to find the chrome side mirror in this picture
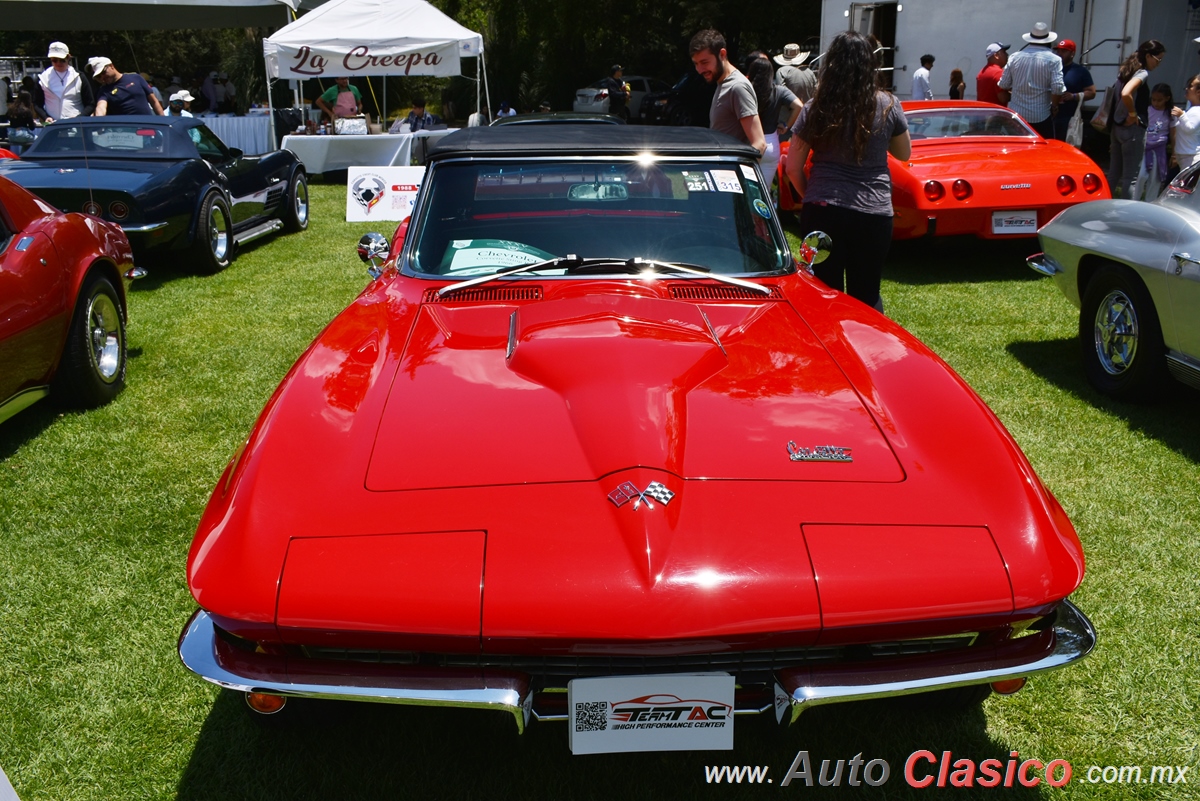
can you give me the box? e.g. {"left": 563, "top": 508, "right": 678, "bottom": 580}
{"left": 357, "top": 232, "right": 390, "bottom": 279}
{"left": 797, "top": 231, "right": 832, "bottom": 272}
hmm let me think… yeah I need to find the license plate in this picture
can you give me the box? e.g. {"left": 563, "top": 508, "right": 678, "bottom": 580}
{"left": 567, "top": 674, "right": 735, "bottom": 754}
{"left": 991, "top": 210, "right": 1038, "bottom": 234}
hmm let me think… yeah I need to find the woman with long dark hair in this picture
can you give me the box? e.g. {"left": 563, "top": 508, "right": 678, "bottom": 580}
{"left": 784, "top": 30, "right": 911, "bottom": 311}
{"left": 744, "top": 51, "right": 802, "bottom": 187}
{"left": 6, "top": 90, "right": 40, "bottom": 153}
{"left": 1108, "top": 39, "right": 1166, "bottom": 198}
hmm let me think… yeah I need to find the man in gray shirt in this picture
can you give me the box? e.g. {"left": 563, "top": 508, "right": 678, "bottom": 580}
{"left": 689, "top": 29, "right": 766, "bottom": 155}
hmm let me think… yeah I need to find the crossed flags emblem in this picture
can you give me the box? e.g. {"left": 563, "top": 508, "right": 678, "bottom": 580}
{"left": 607, "top": 481, "right": 675, "bottom": 510}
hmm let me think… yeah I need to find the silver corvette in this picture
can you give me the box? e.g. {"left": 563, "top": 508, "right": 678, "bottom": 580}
{"left": 1029, "top": 163, "right": 1200, "bottom": 401}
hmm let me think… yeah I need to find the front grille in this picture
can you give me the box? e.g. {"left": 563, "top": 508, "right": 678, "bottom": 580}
{"left": 302, "top": 635, "right": 978, "bottom": 684}
{"left": 423, "top": 286, "right": 544, "bottom": 303}
{"left": 668, "top": 284, "right": 784, "bottom": 301}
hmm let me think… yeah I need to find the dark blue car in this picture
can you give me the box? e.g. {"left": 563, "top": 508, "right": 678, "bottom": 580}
{"left": 0, "top": 116, "right": 307, "bottom": 273}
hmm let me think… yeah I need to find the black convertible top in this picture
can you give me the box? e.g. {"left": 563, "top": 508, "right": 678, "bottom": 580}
{"left": 22, "top": 115, "right": 218, "bottom": 160}
{"left": 428, "top": 125, "right": 760, "bottom": 161}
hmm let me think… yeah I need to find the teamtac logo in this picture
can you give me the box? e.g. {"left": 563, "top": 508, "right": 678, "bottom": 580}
{"left": 610, "top": 694, "right": 730, "bottom": 726}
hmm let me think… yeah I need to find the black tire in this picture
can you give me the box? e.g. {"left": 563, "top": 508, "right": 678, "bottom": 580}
{"left": 282, "top": 170, "right": 309, "bottom": 233}
{"left": 192, "top": 191, "right": 233, "bottom": 274}
{"left": 52, "top": 273, "right": 126, "bottom": 409}
{"left": 1079, "top": 263, "right": 1168, "bottom": 401}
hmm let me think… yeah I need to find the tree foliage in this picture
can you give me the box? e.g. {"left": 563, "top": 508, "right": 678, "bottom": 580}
{"left": 0, "top": 0, "right": 819, "bottom": 118}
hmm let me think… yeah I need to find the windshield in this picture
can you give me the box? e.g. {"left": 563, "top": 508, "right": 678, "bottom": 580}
{"left": 907, "top": 109, "right": 1035, "bottom": 140}
{"left": 32, "top": 123, "right": 170, "bottom": 156}
{"left": 409, "top": 159, "right": 788, "bottom": 277}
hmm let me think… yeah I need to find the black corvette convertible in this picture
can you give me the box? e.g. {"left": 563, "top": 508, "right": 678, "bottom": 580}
{"left": 0, "top": 116, "right": 307, "bottom": 273}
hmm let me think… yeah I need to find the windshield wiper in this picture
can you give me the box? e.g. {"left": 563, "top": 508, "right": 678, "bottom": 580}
{"left": 436, "top": 255, "right": 773, "bottom": 297}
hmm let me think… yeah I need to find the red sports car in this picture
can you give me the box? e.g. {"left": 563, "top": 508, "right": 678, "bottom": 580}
{"left": 779, "top": 101, "right": 1110, "bottom": 239}
{"left": 178, "top": 127, "right": 1093, "bottom": 752}
{"left": 0, "top": 175, "right": 137, "bottom": 426}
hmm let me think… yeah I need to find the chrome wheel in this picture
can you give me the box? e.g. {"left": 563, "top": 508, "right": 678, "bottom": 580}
{"left": 1093, "top": 289, "right": 1138, "bottom": 375}
{"left": 209, "top": 203, "right": 230, "bottom": 262}
{"left": 294, "top": 179, "right": 309, "bottom": 226}
{"left": 87, "top": 292, "right": 122, "bottom": 383}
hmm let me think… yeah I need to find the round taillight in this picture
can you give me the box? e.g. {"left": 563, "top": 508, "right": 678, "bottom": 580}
{"left": 924, "top": 180, "right": 945, "bottom": 201}
{"left": 109, "top": 201, "right": 129, "bottom": 220}
{"left": 1056, "top": 175, "right": 1076, "bottom": 196}
{"left": 82, "top": 201, "right": 102, "bottom": 216}
{"left": 991, "top": 678, "right": 1027, "bottom": 696}
{"left": 245, "top": 692, "right": 287, "bottom": 714}
{"left": 1083, "top": 173, "right": 1102, "bottom": 194}
{"left": 952, "top": 179, "right": 972, "bottom": 200}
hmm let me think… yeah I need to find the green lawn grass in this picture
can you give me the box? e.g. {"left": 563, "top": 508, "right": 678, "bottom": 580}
{"left": 1, "top": 185, "right": 1197, "bottom": 799}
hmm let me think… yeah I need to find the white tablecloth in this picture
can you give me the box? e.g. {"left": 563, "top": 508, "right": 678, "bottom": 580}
{"left": 281, "top": 129, "right": 457, "bottom": 173}
{"left": 200, "top": 116, "right": 272, "bottom": 155}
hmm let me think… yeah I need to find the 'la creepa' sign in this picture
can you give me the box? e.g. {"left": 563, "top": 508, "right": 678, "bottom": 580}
{"left": 274, "top": 43, "right": 461, "bottom": 78}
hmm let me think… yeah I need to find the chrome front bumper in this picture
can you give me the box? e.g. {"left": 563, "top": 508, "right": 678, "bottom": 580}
{"left": 1027, "top": 251, "right": 1063, "bottom": 276}
{"left": 178, "top": 600, "right": 1095, "bottom": 732}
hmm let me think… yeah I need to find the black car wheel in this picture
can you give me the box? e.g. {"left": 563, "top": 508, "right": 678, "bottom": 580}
{"left": 1079, "top": 263, "right": 1168, "bottom": 401}
{"left": 668, "top": 106, "right": 692, "bottom": 126}
{"left": 53, "top": 272, "right": 126, "bottom": 408}
{"left": 193, "top": 192, "right": 233, "bottom": 274}
{"left": 282, "top": 171, "right": 309, "bottom": 233}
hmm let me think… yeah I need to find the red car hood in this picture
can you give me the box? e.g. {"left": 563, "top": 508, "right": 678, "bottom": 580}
{"left": 366, "top": 292, "right": 902, "bottom": 489}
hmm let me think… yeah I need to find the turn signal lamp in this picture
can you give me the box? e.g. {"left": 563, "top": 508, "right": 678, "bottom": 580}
{"left": 990, "top": 678, "right": 1027, "bottom": 695}
{"left": 923, "top": 181, "right": 945, "bottom": 201}
{"left": 951, "top": 179, "right": 972, "bottom": 200}
{"left": 245, "top": 692, "right": 287, "bottom": 714}
{"left": 1083, "top": 173, "right": 1103, "bottom": 194}
{"left": 1056, "top": 175, "right": 1076, "bottom": 195}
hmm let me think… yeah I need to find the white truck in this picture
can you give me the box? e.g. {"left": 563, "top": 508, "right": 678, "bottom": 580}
{"left": 819, "top": 0, "right": 1198, "bottom": 107}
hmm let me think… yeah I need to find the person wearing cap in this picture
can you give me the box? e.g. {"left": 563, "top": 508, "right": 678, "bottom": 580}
{"left": 912, "top": 54, "right": 934, "bottom": 100}
{"left": 38, "top": 42, "right": 94, "bottom": 122}
{"left": 997, "top": 23, "right": 1065, "bottom": 138}
{"left": 977, "top": 43, "right": 1010, "bottom": 105}
{"left": 91, "top": 57, "right": 164, "bottom": 116}
{"left": 774, "top": 43, "right": 815, "bottom": 104}
{"left": 1051, "top": 39, "right": 1095, "bottom": 141}
{"left": 602, "top": 65, "right": 630, "bottom": 120}
{"left": 316, "top": 76, "right": 363, "bottom": 123}
{"left": 166, "top": 90, "right": 194, "bottom": 117}
{"left": 201, "top": 71, "right": 219, "bottom": 112}
{"left": 218, "top": 72, "right": 237, "bottom": 114}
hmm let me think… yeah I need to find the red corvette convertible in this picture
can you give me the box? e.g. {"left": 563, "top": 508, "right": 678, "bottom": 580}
{"left": 779, "top": 101, "right": 1109, "bottom": 239}
{"left": 179, "top": 127, "right": 1093, "bottom": 753}
{"left": 0, "top": 175, "right": 136, "bottom": 426}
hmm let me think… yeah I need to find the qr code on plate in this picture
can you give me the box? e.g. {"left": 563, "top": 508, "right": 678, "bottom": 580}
{"left": 575, "top": 701, "right": 608, "bottom": 732}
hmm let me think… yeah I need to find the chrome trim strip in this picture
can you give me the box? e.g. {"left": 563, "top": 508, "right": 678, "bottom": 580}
{"left": 1167, "top": 352, "right": 1200, "bottom": 391}
{"left": 177, "top": 610, "right": 532, "bottom": 732}
{"left": 776, "top": 599, "right": 1094, "bottom": 724}
{"left": 233, "top": 220, "right": 283, "bottom": 246}
{"left": 1027, "top": 252, "right": 1063, "bottom": 276}
{"left": 0, "top": 386, "right": 50, "bottom": 426}
{"left": 121, "top": 222, "right": 169, "bottom": 234}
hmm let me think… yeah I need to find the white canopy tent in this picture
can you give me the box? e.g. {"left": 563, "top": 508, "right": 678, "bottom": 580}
{"left": 262, "top": 0, "right": 488, "bottom": 140}
{"left": 0, "top": 0, "right": 295, "bottom": 29}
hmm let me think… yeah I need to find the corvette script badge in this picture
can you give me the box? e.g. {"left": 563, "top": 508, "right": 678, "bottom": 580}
{"left": 608, "top": 481, "right": 675, "bottom": 510}
{"left": 787, "top": 442, "right": 853, "bottom": 462}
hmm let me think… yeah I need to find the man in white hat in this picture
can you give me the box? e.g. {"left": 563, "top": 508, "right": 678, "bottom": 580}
{"left": 91, "top": 57, "right": 164, "bottom": 116}
{"left": 166, "top": 90, "right": 194, "bottom": 117}
{"left": 38, "top": 41, "right": 94, "bottom": 122}
{"left": 774, "top": 43, "right": 815, "bottom": 103}
{"left": 997, "top": 22, "right": 1065, "bottom": 138}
